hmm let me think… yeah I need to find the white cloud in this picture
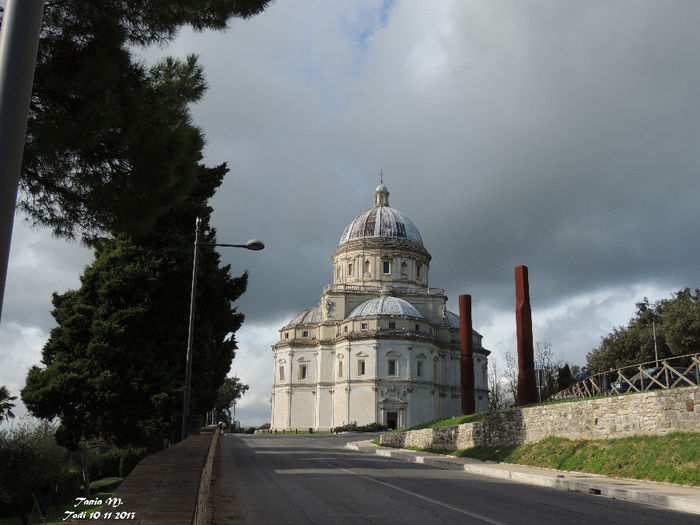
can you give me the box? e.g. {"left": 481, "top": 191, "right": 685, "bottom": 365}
{"left": 229, "top": 320, "right": 288, "bottom": 426}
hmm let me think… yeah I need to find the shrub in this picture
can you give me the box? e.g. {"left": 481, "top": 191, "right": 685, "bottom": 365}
{"left": 89, "top": 447, "right": 122, "bottom": 480}
{"left": 331, "top": 422, "right": 387, "bottom": 433}
{"left": 118, "top": 447, "right": 147, "bottom": 478}
{"left": 0, "top": 420, "right": 73, "bottom": 522}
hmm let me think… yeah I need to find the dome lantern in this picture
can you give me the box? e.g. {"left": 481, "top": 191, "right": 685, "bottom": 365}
{"left": 374, "top": 182, "right": 390, "bottom": 207}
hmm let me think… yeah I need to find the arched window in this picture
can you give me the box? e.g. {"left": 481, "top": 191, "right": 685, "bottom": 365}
{"left": 401, "top": 261, "right": 408, "bottom": 277}
{"left": 364, "top": 260, "right": 370, "bottom": 274}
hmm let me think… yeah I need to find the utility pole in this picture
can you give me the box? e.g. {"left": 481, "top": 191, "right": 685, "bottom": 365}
{"left": 0, "top": 0, "right": 44, "bottom": 320}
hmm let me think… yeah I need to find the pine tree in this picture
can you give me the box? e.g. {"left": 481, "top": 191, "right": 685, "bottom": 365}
{"left": 22, "top": 162, "right": 247, "bottom": 451}
{"left": 1, "top": 0, "right": 271, "bottom": 243}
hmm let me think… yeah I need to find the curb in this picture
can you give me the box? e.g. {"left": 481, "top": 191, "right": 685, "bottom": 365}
{"left": 345, "top": 441, "right": 700, "bottom": 515}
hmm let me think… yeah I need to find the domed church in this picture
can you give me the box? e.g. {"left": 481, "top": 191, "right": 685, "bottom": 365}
{"left": 270, "top": 182, "right": 489, "bottom": 430}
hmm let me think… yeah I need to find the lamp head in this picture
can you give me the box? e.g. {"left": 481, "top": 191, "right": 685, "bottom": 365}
{"left": 245, "top": 239, "right": 265, "bottom": 251}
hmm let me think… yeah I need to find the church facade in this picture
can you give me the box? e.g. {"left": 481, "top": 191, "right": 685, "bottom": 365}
{"left": 270, "top": 183, "right": 489, "bottom": 430}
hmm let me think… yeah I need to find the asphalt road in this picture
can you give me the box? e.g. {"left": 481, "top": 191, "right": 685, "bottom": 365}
{"left": 209, "top": 433, "right": 696, "bottom": 524}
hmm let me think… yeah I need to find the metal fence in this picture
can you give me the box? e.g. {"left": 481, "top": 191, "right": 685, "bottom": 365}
{"left": 551, "top": 352, "right": 700, "bottom": 400}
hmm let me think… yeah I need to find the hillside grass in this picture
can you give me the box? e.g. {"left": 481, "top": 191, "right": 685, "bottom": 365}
{"left": 395, "top": 412, "right": 487, "bottom": 431}
{"left": 390, "top": 432, "right": 700, "bottom": 486}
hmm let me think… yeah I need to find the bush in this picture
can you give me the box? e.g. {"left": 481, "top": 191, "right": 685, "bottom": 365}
{"left": 331, "top": 422, "right": 387, "bottom": 433}
{"left": 118, "top": 447, "right": 147, "bottom": 478}
{"left": 56, "top": 469, "right": 82, "bottom": 504}
{"left": 89, "top": 447, "right": 121, "bottom": 480}
{"left": 0, "top": 420, "right": 73, "bottom": 522}
{"left": 90, "top": 477, "right": 123, "bottom": 492}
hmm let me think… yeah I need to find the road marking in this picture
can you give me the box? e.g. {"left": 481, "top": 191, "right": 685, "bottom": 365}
{"left": 314, "top": 457, "right": 507, "bottom": 525}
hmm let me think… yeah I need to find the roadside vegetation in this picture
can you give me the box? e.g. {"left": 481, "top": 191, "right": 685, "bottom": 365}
{"left": 0, "top": 420, "right": 133, "bottom": 524}
{"left": 380, "top": 432, "right": 700, "bottom": 486}
{"left": 395, "top": 413, "right": 486, "bottom": 431}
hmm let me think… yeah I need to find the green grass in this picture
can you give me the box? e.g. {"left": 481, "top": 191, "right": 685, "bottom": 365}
{"left": 259, "top": 430, "right": 331, "bottom": 435}
{"left": 397, "top": 412, "right": 487, "bottom": 432}
{"left": 89, "top": 477, "right": 123, "bottom": 492}
{"left": 386, "top": 432, "right": 700, "bottom": 486}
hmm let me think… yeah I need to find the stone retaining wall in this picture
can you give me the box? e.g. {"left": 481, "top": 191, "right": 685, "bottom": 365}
{"left": 381, "top": 387, "right": 700, "bottom": 450}
{"left": 94, "top": 427, "right": 220, "bottom": 525}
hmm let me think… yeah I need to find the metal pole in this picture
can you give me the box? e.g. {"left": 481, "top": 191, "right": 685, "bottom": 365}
{"left": 0, "top": 0, "right": 44, "bottom": 321}
{"left": 653, "top": 320, "right": 659, "bottom": 366}
{"left": 181, "top": 217, "right": 201, "bottom": 441}
{"left": 515, "top": 265, "right": 538, "bottom": 405}
{"left": 458, "top": 294, "right": 475, "bottom": 415}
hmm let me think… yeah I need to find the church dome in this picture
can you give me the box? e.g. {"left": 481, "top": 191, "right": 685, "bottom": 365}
{"left": 446, "top": 311, "right": 460, "bottom": 329}
{"left": 285, "top": 306, "right": 321, "bottom": 327}
{"left": 347, "top": 296, "right": 423, "bottom": 319}
{"left": 338, "top": 183, "right": 423, "bottom": 247}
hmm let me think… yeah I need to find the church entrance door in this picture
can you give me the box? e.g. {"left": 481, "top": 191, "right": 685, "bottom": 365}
{"left": 387, "top": 411, "right": 398, "bottom": 430}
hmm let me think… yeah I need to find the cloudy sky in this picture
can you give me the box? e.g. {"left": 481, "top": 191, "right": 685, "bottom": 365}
{"left": 2, "top": 0, "right": 699, "bottom": 426}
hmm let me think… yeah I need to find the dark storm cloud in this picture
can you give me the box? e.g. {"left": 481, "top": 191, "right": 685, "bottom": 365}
{"left": 189, "top": 0, "right": 700, "bottom": 329}
{"left": 3, "top": 1, "right": 700, "bottom": 425}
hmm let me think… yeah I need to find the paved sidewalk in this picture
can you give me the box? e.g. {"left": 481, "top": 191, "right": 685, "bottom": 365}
{"left": 345, "top": 439, "right": 700, "bottom": 515}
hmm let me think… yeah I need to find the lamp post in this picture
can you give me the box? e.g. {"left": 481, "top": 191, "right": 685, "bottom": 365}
{"left": 0, "top": 0, "right": 44, "bottom": 321}
{"left": 181, "top": 217, "right": 264, "bottom": 441}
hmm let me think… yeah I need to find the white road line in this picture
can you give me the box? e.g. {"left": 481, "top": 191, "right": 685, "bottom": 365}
{"left": 315, "top": 457, "right": 507, "bottom": 525}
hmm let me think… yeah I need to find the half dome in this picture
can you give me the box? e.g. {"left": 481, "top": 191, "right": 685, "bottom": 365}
{"left": 446, "top": 311, "right": 460, "bottom": 329}
{"left": 285, "top": 306, "right": 321, "bottom": 327}
{"left": 347, "top": 296, "right": 423, "bottom": 319}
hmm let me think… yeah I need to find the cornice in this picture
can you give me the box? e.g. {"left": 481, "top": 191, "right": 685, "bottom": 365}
{"left": 332, "top": 238, "right": 432, "bottom": 261}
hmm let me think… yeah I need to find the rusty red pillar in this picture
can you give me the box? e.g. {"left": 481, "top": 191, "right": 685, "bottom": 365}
{"left": 515, "top": 265, "right": 538, "bottom": 405}
{"left": 459, "top": 294, "right": 475, "bottom": 415}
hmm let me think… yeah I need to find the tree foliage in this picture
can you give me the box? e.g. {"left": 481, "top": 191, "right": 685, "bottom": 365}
{"left": 0, "top": 0, "right": 271, "bottom": 243}
{"left": 587, "top": 288, "right": 700, "bottom": 372}
{"left": 499, "top": 342, "right": 573, "bottom": 404}
{"left": 14, "top": 0, "right": 273, "bottom": 451}
{"left": 22, "top": 163, "right": 247, "bottom": 451}
{"left": 0, "top": 386, "right": 16, "bottom": 422}
{"left": 214, "top": 376, "right": 249, "bottom": 426}
{"left": 556, "top": 364, "right": 576, "bottom": 392}
{"left": 0, "top": 421, "right": 72, "bottom": 525}
{"left": 534, "top": 342, "right": 561, "bottom": 400}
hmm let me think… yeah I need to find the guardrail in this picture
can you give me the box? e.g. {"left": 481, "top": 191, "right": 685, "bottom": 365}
{"left": 551, "top": 352, "right": 700, "bottom": 400}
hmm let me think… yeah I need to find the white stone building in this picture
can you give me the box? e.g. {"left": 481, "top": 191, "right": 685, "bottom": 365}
{"left": 270, "top": 183, "right": 489, "bottom": 430}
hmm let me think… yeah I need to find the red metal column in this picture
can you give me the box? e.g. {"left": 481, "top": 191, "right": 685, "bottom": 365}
{"left": 515, "top": 265, "right": 538, "bottom": 405}
{"left": 459, "top": 294, "right": 475, "bottom": 415}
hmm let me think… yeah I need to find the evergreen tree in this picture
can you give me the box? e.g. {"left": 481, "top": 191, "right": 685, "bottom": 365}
{"left": 1, "top": 0, "right": 271, "bottom": 243}
{"left": 22, "top": 162, "right": 247, "bottom": 451}
{"left": 587, "top": 289, "right": 700, "bottom": 372}
{"left": 556, "top": 364, "right": 575, "bottom": 392}
{"left": 214, "top": 376, "right": 249, "bottom": 427}
{"left": 0, "top": 386, "right": 16, "bottom": 423}
{"left": 661, "top": 288, "right": 700, "bottom": 356}
{"left": 0, "top": 422, "right": 70, "bottom": 525}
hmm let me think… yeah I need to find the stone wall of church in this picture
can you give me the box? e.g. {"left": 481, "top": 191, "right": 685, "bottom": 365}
{"left": 380, "top": 386, "right": 700, "bottom": 450}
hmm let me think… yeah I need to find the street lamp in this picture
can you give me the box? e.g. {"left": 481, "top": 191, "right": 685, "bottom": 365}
{"left": 181, "top": 217, "right": 264, "bottom": 441}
